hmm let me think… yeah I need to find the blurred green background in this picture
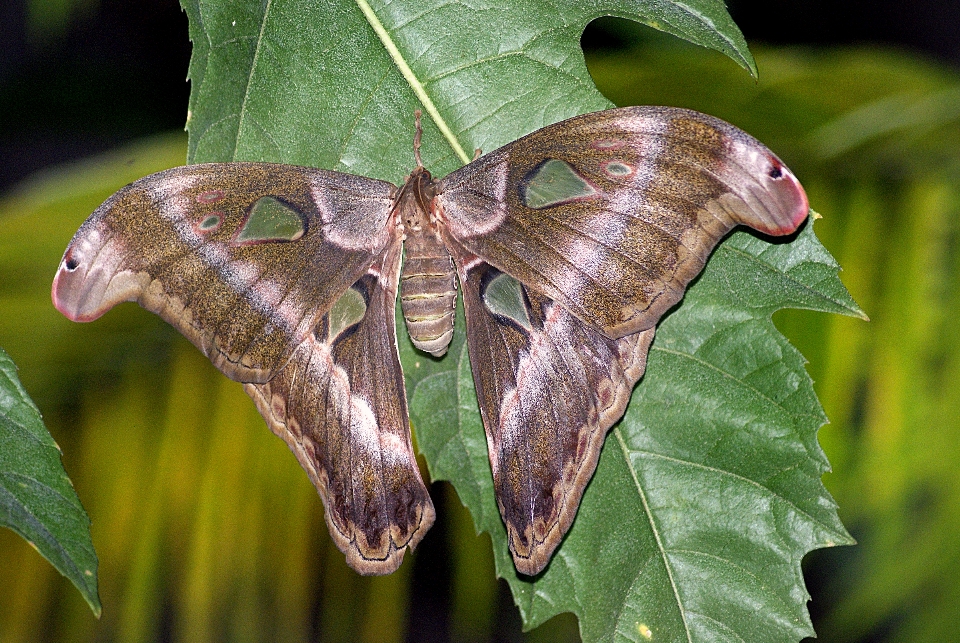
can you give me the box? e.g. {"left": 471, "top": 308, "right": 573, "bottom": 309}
{"left": 3, "top": 1, "right": 960, "bottom": 642}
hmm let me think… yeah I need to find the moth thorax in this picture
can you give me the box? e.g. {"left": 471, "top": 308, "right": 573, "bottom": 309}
{"left": 400, "top": 235, "right": 457, "bottom": 357}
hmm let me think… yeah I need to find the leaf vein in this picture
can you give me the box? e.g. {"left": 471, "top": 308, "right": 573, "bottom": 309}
{"left": 682, "top": 609, "right": 747, "bottom": 643}
{"left": 670, "top": 547, "right": 792, "bottom": 601}
{"left": 389, "top": 1, "right": 458, "bottom": 32}
{"left": 659, "top": 2, "right": 746, "bottom": 69}
{"left": 335, "top": 69, "right": 395, "bottom": 169}
{"left": 614, "top": 428, "right": 694, "bottom": 643}
{"left": 720, "top": 243, "right": 858, "bottom": 312}
{"left": 628, "top": 450, "right": 844, "bottom": 537}
{"left": 354, "top": 0, "right": 471, "bottom": 163}
{"left": 233, "top": 0, "right": 274, "bottom": 161}
{"left": 190, "top": 113, "right": 240, "bottom": 155}
{"left": 196, "top": 0, "right": 213, "bottom": 49}
{"left": 651, "top": 345, "right": 824, "bottom": 424}
{"left": 0, "top": 472, "right": 86, "bottom": 516}
{"left": 426, "top": 49, "right": 593, "bottom": 95}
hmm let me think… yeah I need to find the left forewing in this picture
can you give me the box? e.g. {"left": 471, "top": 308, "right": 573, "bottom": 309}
{"left": 52, "top": 163, "right": 397, "bottom": 384}
{"left": 436, "top": 106, "right": 808, "bottom": 340}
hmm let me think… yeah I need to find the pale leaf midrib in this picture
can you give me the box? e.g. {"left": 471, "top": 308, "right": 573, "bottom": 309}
{"left": 613, "top": 427, "right": 694, "bottom": 643}
{"left": 353, "top": 0, "right": 471, "bottom": 164}
{"left": 233, "top": 0, "right": 275, "bottom": 162}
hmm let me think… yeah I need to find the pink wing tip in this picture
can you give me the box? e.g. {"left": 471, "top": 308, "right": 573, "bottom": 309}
{"left": 760, "top": 158, "right": 810, "bottom": 236}
{"left": 52, "top": 250, "right": 79, "bottom": 321}
{"left": 51, "top": 245, "right": 111, "bottom": 323}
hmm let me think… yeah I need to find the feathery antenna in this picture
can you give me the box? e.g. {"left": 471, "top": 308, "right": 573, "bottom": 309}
{"left": 413, "top": 109, "right": 423, "bottom": 168}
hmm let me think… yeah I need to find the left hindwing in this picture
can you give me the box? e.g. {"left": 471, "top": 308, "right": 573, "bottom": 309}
{"left": 246, "top": 236, "right": 435, "bottom": 575}
{"left": 53, "top": 162, "right": 434, "bottom": 574}
{"left": 445, "top": 245, "right": 655, "bottom": 575}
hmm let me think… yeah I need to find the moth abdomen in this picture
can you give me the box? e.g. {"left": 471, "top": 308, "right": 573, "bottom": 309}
{"left": 399, "top": 255, "right": 457, "bottom": 357}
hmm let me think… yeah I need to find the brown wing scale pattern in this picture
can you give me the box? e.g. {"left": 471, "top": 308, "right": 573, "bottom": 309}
{"left": 448, "top": 255, "right": 655, "bottom": 575}
{"left": 437, "top": 106, "right": 809, "bottom": 339}
{"left": 246, "top": 239, "right": 435, "bottom": 574}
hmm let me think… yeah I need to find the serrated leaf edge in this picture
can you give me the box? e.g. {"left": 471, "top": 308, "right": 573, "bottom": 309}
{"left": 720, "top": 241, "right": 867, "bottom": 319}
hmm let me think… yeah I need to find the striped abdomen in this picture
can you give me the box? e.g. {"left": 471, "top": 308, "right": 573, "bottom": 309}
{"left": 400, "top": 235, "right": 457, "bottom": 357}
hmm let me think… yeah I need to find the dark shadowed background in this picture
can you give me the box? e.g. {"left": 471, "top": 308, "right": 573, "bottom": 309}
{"left": 2, "top": 0, "right": 958, "bottom": 192}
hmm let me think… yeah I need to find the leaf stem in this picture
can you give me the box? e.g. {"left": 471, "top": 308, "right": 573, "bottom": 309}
{"left": 354, "top": 0, "right": 472, "bottom": 165}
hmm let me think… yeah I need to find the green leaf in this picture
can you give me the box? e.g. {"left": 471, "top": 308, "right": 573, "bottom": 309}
{"left": 416, "top": 224, "right": 859, "bottom": 642}
{"left": 176, "top": 0, "right": 848, "bottom": 640}
{"left": 182, "top": 0, "right": 753, "bottom": 174}
{"left": 0, "top": 346, "right": 100, "bottom": 616}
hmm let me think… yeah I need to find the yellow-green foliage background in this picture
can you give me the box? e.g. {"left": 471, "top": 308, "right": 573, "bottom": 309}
{"left": 2, "top": 29, "right": 959, "bottom": 642}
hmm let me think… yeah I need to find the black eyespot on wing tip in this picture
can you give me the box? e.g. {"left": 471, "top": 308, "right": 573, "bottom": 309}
{"left": 768, "top": 165, "right": 784, "bottom": 179}
{"left": 64, "top": 256, "right": 79, "bottom": 271}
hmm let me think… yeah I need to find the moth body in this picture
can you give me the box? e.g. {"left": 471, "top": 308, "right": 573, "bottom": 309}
{"left": 396, "top": 167, "right": 458, "bottom": 357}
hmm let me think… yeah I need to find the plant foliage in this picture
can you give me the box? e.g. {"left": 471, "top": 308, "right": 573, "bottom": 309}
{"left": 0, "top": 346, "right": 100, "bottom": 615}
{"left": 176, "top": 1, "right": 863, "bottom": 640}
